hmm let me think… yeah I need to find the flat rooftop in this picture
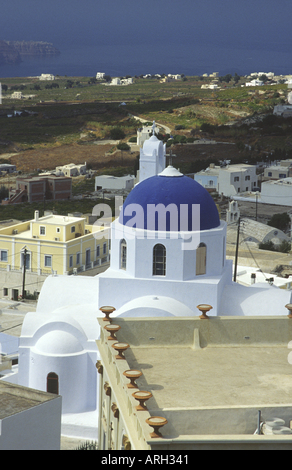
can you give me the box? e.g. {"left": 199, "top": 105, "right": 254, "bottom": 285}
{"left": 98, "top": 316, "right": 292, "bottom": 438}
{"left": 263, "top": 177, "right": 292, "bottom": 185}
{"left": 34, "top": 214, "right": 84, "bottom": 226}
{"left": 0, "top": 381, "right": 58, "bottom": 420}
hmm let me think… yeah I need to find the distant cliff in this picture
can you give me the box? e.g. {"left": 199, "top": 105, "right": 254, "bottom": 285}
{"left": 0, "top": 40, "right": 21, "bottom": 65}
{"left": 5, "top": 41, "right": 60, "bottom": 58}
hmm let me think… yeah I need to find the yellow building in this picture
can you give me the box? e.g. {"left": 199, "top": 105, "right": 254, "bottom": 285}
{"left": 0, "top": 211, "right": 109, "bottom": 299}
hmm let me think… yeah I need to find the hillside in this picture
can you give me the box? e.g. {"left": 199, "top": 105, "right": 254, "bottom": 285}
{"left": 5, "top": 41, "right": 60, "bottom": 57}
{"left": 0, "top": 76, "right": 291, "bottom": 175}
{"left": 0, "top": 40, "right": 21, "bottom": 65}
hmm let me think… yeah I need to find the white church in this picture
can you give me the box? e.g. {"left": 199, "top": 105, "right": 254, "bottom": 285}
{"left": 16, "top": 123, "right": 292, "bottom": 439}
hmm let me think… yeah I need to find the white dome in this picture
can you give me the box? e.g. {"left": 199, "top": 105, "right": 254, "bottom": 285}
{"left": 115, "top": 295, "right": 195, "bottom": 318}
{"left": 35, "top": 330, "right": 84, "bottom": 355}
{"left": 159, "top": 165, "right": 183, "bottom": 177}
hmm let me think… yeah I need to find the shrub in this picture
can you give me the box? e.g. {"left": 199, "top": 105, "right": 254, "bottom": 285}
{"left": 278, "top": 240, "right": 291, "bottom": 253}
{"left": 259, "top": 239, "right": 291, "bottom": 253}
{"left": 267, "top": 212, "right": 290, "bottom": 232}
{"left": 109, "top": 127, "right": 125, "bottom": 140}
{"left": 0, "top": 185, "right": 8, "bottom": 201}
{"left": 259, "top": 240, "right": 276, "bottom": 251}
{"left": 117, "top": 142, "right": 130, "bottom": 151}
{"left": 200, "top": 123, "right": 215, "bottom": 134}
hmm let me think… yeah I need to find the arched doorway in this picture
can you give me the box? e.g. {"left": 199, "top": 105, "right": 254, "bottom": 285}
{"left": 47, "top": 372, "right": 59, "bottom": 395}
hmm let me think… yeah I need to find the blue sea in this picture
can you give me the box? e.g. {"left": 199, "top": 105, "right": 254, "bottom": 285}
{"left": 1, "top": 42, "right": 292, "bottom": 79}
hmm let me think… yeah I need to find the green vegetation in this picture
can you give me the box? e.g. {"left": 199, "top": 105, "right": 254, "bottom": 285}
{"left": 0, "top": 194, "right": 117, "bottom": 222}
{"left": 0, "top": 73, "right": 292, "bottom": 223}
{"left": 259, "top": 240, "right": 291, "bottom": 253}
{"left": 109, "top": 127, "right": 126, "bottom": 140}
{"left": 0, "top": 75, "right": 289, "bottom": 158}
{"left": 267, "top": 212, "right": 290, "bottom": 232}
{"left": 0, "top": 185, "right": 8, "bottom": 200}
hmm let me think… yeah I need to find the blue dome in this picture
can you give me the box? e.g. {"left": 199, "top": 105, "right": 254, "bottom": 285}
{"left": 119, "top": 170, "right": 220, "bottom": 231}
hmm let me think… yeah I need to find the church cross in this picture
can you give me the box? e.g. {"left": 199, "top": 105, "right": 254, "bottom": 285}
{"left": 166, "top": 149, "right": 177, "bottom": 166}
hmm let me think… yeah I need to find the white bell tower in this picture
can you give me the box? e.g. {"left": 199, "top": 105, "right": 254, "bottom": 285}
{"left": 138, "top": 121, "right": 166, "bottom": 182}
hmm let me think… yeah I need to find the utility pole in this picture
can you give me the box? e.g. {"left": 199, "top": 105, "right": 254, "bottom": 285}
{"left": 22, "top": 248, "right": 27, "bottom": 300}
{"left": 233, "top": 217, "right": 240, "bottom": 282}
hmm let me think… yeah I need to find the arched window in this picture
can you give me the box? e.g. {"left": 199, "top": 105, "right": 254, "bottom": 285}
{"left": 120, "top": 239, "right": 127, "bottom": 270}
{"left": 153, "top": 244, "right": 166, "bottom": 276}
{"left": 196, "top": 242, "right": 206, "bottom": 276}
{"left": 47, "top": 372, "right": 59, "bottom": 395}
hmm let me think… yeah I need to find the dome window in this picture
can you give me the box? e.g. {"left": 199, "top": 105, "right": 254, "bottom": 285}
{"left": 120, "top": 239, "right": 127, "bottom": 270}
{"left": 153, "top": 244, "right": 166, "bottom": 276}
{"left": 196, "top": 243, "right": 207, "bottom": 276}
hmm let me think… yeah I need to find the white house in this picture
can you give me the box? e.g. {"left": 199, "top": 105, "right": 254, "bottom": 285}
{"left": 167, "top": 74, "right": 182, "bottom": 80}
{"left": 263, "top": 165, "right": 291, "bottom": 181}
{"left": 273, "top": 104, "right": 292, "bottom": 117}
{"left": 96, "top": 72, "right": 105, "bottom": 79}
{"left": 39, "top": 74, "right": 55, "bottom": 81}
{"left": 137, "top": 124, "right": 159, "bottom": 147}
{"left": 11, "top": 92, "right": 23, "bottom": 99}
{"left": 195, "top": 163, "right": 258, "bottom": 196}
{"left": 194, "top": 164, "right": 219, "bottom": 190}
{"left": 55, "top": 162, "right": 87, "bottom": 177}
{"left": 201, "top": 83, "right": 219, "bottom": 90}
{"left": 0, "top": 163, "right": 16, "bottom": 174}
{"left": 111, "top": 77, "right": 121, "bottom": 85}
{"left": 246, "top": 79, "right": 264, "bottom": 87}
{"left": 261, "top": 178, "right": 292, "bottom": 206}
{"left": 121, "top": 77, "right": 133, "bottom": 85}
{"left": 218, "top": 163, "right": 257, "bottom": 196}
{"left": 111, "top": 77, "right": 133, "bottom": 85}
{"left": 0, "top": 381, "right": 61, "bottom": 450}
{"left": 95, "top": 174, "right": 135, "bottom": 191}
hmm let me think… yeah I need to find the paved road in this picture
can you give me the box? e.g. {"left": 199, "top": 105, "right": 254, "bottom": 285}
{"left": 129, "top": 114, "right": 172, "bottom": 134}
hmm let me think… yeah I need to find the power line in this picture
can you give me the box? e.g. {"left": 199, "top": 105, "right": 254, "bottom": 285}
{"left": 0, "top": 323, "right": 23, "bottom": 333}
{"left": 242, "top": 238, "right": 268, "bottom": 281}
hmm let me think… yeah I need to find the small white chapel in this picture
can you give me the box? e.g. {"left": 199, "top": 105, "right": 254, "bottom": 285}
{"left": 16, "top": 122, "right": 292, "bottom": 439}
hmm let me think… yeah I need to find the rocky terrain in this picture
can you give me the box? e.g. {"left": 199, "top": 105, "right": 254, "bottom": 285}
{"left": 0, "top": 40, "right": 21, "bottom": 65}
{"left": 5, "top": 41, "right": 60, "bottom": 57}
{"left": 0, "top": 40, "right": 60, "bottom": 64}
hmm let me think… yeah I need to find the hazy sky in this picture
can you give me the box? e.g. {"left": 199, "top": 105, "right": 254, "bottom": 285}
{"left": 1, "top": 0, "right": 291, "bottom": 52}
